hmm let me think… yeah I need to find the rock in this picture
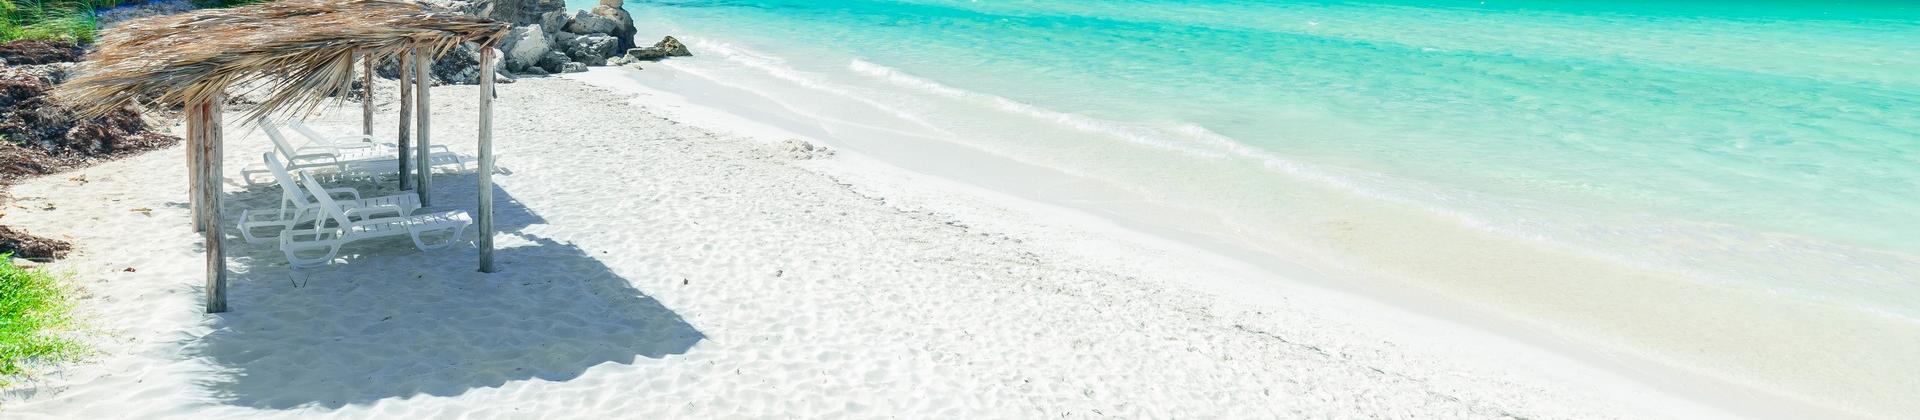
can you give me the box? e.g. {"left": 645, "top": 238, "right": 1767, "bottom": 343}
{"left": 561, "top": 62, "right": 588, "bottom": 73}
{"left": 588, "top": 1, "right": 637, "bottom": 51}
{"left": 566, "top": 34, "right": 618, "bottom": 66}
{"left": 371, "top": 43, "right": 504, "bottom": 85}
{"left": 429, "top": 43, "right": 492, "bottom": 85}
{"left": 655, "top": 36, "right": 692, "bottom": 57}
{"left": 520, "top": 66, "right": 549, "bottom": 77}
{"left": 566, "top": 9, "right": 619, "bottom": 35}
{"left": 445, "top": 0, "right": 564, "bottom": 26}
{"left": 539, "top": 10, "right": 568, "bottom": 33}
{"left": 499, "top": 24, "right": 551, "bottom": 72}
{"left": 537, "top": 50, "right": 569, "bottom": 74}
{"left": 625, "top": 36, "right": 692, "bottom": 61}
{"left": 551, "top": 30, "right": 579, "bottom": 46}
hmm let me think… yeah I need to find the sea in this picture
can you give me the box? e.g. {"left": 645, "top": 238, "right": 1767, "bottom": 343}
{"left": 567, "top": 0, "right": 1920, "bottom": 416}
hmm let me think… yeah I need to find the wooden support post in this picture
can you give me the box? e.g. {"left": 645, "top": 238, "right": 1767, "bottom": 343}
{"left": 362, "top": 51, "right": 374, "bottom": 138}
{"left": 414, "top": 48, "right": 432, "bottom": 207}
{"left": 189, "top": 95, "right": 227, "bottom": 313}
{"left": 477, "top": 47, "right": 496, "bottom": 273}
{"left": 186, "top": 115, "right": 202, "bottom": 232}
{"left": 397, "top": 52, "right": 413, "bottom": 190}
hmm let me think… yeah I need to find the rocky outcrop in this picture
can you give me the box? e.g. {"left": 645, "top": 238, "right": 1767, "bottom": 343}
{"left": 588, "top": 0, "right": 637, "bottom": 51}
{"left": 374, "top": 43, "right": 511, "bottom": 85}
{"left": 624, "top": 36, "right": 693, "bottom": 61}
{"left": 429, "top": 0, "right": 655, "bottom": 77}
{"left": 500, "top": 24, "right": 551, "bottom": 73}
{"left": 537, "top": 50, "right": 570, "bottom": 74}
{"left": 565, "top": 34, "right": 618, "bottom": 66}
{"left": 443, "top": 0, "right": 565, "bottom": 26}
{"left": 564, "top": 9, "right": 618, "bottom": 36}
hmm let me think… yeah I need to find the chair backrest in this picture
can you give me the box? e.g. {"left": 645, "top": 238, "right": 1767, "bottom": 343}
{"left": 287, "top": 121, "right": 329, "bottom": 144}
{"left": 261, "top": 152, "right": 315, "bottom": 210}
{"left": 297, "top": 169, "right": 354, "bottom": 228}
{"left": 256, "top": 118, "right": 301, "bottom": 160}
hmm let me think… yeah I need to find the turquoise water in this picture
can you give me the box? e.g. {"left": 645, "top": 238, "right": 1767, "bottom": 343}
{"left": 590, "top": 0, "right": 1920, "bottom": 305}
{"left": 573, "top": 0, "right": 1920, "bottom": 413}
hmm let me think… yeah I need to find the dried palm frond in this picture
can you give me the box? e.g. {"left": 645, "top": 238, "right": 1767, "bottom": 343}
{"left": 52, "top": 0, "right": 506, "bottom": 120}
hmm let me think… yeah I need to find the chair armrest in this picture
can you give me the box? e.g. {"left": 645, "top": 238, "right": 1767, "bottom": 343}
{"left": 328, "top": 134, "right": 377, "bottom": 143}
{"left": 324, "top": 187, "right": 362, "bottom": 201}
{"left": 329, "top": 141, "right": 378, "bottom": 150}
{"left": 288, "top": 152, "right": 338, "bottom": 163}
{"left": 344, "top": 204, "right": 405, "bottom": 221}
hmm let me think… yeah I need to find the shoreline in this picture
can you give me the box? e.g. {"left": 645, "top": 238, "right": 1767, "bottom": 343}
{"left": 563, "top": 66, "right": 1878, "bottom": 420}
{"left": 0, "top": 70, "right": 1787, "bottom": 418}
{"left": 560, "top": 69, "right": 1763, "bottom": 418}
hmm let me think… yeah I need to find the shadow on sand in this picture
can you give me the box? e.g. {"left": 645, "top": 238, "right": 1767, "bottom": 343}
{"left": 186, "top": 169, "right": 703, "bottom": 410}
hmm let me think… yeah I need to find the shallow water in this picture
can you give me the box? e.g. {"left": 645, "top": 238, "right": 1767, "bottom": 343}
{"left": 573, "top": 0, "right": 1920, "bottom": 415}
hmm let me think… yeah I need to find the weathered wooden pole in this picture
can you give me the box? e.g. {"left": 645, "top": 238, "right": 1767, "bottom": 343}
{"left": 188, "top": 95, "right": 227, "bottom": 313}
{"left": 413, "top": 48, "right": 432, "bottom": 206}
{"left": 397, "top": 52, "right": 413, "bottom": 190}
{"left": 361, "top": 51, "right": 374, "bottom": 138}
{"left": 477, "top": 47, "right": 496, "bottom": 273}
{"left": 186, "top": 112, "right": 203, "bottom": 232}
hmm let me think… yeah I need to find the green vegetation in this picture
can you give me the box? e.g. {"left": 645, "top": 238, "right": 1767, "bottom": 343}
{"left": 0, "top": 0, "right": 278, "bottom": 44}
{"left": 0, "top": 0, "right": 104, "bottom": 44}
{"left": 0, "top": 254, "right": 82, "bottom": 386}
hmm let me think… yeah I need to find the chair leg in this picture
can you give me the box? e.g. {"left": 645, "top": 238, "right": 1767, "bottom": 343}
{"left": 409, "top": 225, "right": 469, "bottom": 251}
{"left": 283, "top": 243, "right": 342, "bottom": 269}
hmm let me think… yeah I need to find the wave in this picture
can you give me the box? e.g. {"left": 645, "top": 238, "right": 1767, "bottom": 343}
{"left": 838, "top": 58, "right": 1920, "bottom": 320}
{"left": 660, "top": 40, "right": 1920, "bottom": 321}
{"left": 693, "top": 41, "right": 955, "bottom": 136}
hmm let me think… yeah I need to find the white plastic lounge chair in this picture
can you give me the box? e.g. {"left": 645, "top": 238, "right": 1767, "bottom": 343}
{"left": 279, "top": 169, "right": 470, "bottom": 269}
{"left": 237, "top": 152, "right": 422, "bottom": 245}
{"left": 240, "top": 119, "right": 466, "bottom": 184}
{"left": 287, "top": 120, "right": 379, "bottom": 151}
{"left": 262, "top": 119, "right": 392, "bottom": 162}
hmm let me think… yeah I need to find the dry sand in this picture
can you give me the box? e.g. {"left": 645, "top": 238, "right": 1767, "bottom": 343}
{"left": 0, "top": 72, "right": 1728, "bottom": 418}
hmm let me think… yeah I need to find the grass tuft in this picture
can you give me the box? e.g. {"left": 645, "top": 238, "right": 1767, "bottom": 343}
{"left": 1, "top": 0, "right": 99, "bottom": 44}
{"left": 0, "top": 253, "right": 82, "bottom": 386}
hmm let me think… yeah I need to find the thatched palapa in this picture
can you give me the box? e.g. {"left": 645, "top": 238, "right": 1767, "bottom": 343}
{"left": 48, "top": 0, "right": 511, "bottom": 313}
{"left": 54, "top": 0, "right": 508, "bottom": 119}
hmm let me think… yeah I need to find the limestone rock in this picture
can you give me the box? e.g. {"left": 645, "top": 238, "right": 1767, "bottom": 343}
{"left": 566, "top": 34, "right": 619, "bottom": 66}
{"left": 565, "top": 9, "right": 618, "bottom": 35}
{"left": 561, "top": 62, "right": 589, "bottom": 73}
{"left": 624, "top": 36, "right": 693, "bottom": 61}
{"left": 537, "top": 50, "right": 570, "bottom": 74}
{"left": 448, "top": 0, "right": 564, "bottom": 26}
{"left": 539, "top": 10, "right": 568, "bottom": 34}
{"left": 589, "top": 1, "right": 637, "bottom": 51}
{"left": 500, "top": 24, "right": 550, "bottom": 72}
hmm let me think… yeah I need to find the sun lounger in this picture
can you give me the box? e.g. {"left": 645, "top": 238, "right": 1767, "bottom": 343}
{"left": 278, "top": 168, "right": 470, "bottom": 269}
{"left": 237, "top": 152, "right": 422, "bottom": 245}
{"left": 240, "top": 118, "right": 467, "bottom": 185}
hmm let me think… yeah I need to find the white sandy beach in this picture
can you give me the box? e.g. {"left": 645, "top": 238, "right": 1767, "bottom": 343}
{"left": 0, "top": 70, "right": 1740, "bottom": 418}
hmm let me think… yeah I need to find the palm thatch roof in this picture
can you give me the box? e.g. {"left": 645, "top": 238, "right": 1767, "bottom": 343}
{"left": 54, "top": 0, "right": 507, "bottom": 119}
